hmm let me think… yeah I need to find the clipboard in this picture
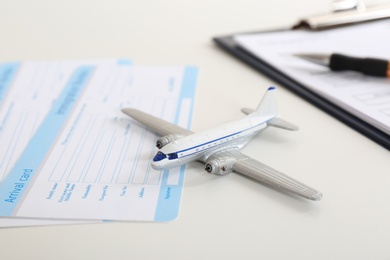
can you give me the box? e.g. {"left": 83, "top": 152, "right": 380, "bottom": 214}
{"left": 213, "top": 2, "right": 390, "bottom": 150}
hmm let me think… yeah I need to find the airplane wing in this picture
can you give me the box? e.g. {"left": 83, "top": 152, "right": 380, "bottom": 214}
{"left": 233, "top": 156, "right": 322, "bottom": 201}
{"left": 206, "top": 149, "right": 322, "bottom": 201}
{"left": 121, "top": 108, "right": 193, "bottom": 136}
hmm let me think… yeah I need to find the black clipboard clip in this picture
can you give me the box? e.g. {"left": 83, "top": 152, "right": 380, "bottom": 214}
{"left": 293, "top": 0, "right": 390, "bottom": 30}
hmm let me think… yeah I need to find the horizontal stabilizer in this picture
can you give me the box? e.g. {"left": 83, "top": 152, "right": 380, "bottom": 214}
{"left": 241, "top": 107, "right": 254, "bottom": 115}
{"left": 241, "top": 108, "right": 298, "bottom": 131}
{"left": 268, "top": 117, "right": 299, "bottom": 131}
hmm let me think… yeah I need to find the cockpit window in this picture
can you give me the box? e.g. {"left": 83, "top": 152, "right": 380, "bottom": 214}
{"left": 167, "top": 153, "right": 178, "bottom": 160}
{"left": 153, "top": 151, "right": 167, "bottom": 162}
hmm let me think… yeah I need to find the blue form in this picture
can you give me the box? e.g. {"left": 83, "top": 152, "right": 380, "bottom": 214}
{"left": 0, "top": 66, "right": 94, "bottom": 216}
{"left": 0, "top": 63, "right": 20, "bottom": 102}
{"left": 154, "top": 66, "right": 198, "bottom": 221}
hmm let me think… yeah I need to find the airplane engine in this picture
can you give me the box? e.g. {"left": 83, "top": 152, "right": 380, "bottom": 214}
{"left": 156, "top": 134, "right": 183, "bottom": 149}
{"left": 205, "top": 157, "right": 237, "bottom": 176}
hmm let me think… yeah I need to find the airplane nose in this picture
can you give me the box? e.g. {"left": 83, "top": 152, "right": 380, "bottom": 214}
{"left": 151, "top": 158, "right": 178, "bottom": 171}
{"left": 151, "top": 160, "right": 166, "bottom": 171}
{"left": 151, "top": 162, "right": 161, "bottom": 170}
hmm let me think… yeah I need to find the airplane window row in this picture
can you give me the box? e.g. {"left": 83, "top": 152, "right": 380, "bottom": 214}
{"left": 167, "top": 153, "right": 178, "bottom": 160}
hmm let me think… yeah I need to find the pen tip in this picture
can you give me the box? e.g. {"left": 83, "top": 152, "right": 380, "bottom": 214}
{"left": 292, "top": 53, "right": 330, "bottom": 67}
{"left": 292, "top": 53, "right": 305, "bottom": 58}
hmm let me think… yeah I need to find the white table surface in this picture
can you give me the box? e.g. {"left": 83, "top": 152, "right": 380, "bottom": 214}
{"left": 0, "top": 0, "right": 389, "bottom": 259}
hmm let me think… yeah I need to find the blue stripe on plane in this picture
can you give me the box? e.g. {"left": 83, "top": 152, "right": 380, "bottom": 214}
{"left": 174, "top": 119, "right": 269, "bottom": 158}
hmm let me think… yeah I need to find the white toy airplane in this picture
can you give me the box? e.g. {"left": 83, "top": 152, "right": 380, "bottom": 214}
{"left": 122, "top": 87, "right": 322, "bottom": 201}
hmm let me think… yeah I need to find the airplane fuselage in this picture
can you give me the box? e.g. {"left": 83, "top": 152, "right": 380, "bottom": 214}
{"left": 122, "top": 86, "right": 322, "bottom": 201}
{"left": 151, "top": 114, "right": 273, "bottom": 170}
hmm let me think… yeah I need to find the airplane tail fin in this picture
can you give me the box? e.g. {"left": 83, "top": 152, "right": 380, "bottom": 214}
{"left": 245, "top": 86, "right": 299, "bottom": 131}
{"left": 252, "top": 86, "right": 278, "bottom": 117}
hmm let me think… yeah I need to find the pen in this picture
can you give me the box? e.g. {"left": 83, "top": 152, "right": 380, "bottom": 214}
{"left": 294, "top": 53, "right": 390, "bottom": 78}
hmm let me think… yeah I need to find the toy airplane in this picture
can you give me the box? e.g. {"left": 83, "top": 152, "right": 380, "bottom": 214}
{"left": 121, "top": 87, "right": 322, "bottom": 201}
